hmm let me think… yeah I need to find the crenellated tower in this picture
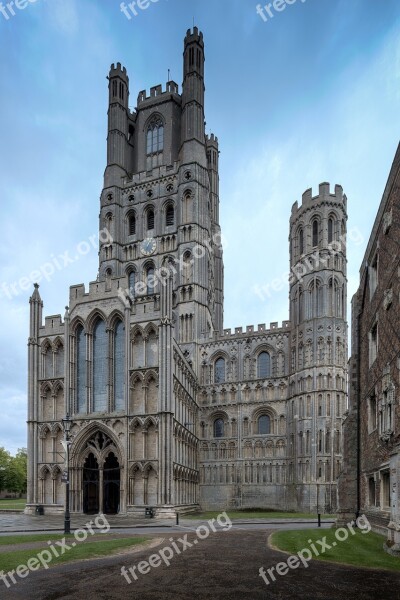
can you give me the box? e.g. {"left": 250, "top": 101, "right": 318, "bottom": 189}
{"left": 105, "top": 62, "right": 131, "bottom": 187}
{"left": 206, "top": 133, "right": 223, "bottom": 333}
{"left": 181, "top": 27, "right": 206, "bottom": 167}
{"left": 288, "top": 183, "right": 348, "bottom": 510}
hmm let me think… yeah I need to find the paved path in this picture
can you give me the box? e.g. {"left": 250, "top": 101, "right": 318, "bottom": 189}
{"left": 1, "top": 529, "right": 399, "bottom": 600}
{"left": 0, "top": 512, "right": 333, "bottom": 534}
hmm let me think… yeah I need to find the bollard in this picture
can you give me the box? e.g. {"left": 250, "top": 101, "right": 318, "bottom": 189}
{"left": 176, "top": 512, "right": 179, "bottom": 525}
{"left": 318, "top": 513, "right": 321, "bottom": 527}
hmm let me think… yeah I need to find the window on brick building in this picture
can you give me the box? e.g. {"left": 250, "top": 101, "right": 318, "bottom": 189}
{"left": 368, "top": 477, "right": 376, "bottom": 506}
{"left": 368, "top": 394, "right": 377, "bottom": 432}
{"left": 369, "top": 322, "right": 378, "bottom": 366}
{"left": 369, "top": 253, "right": 378, "bottom": 298}
{"left": 381, "top": 471, "right": 390, "bottom": 509}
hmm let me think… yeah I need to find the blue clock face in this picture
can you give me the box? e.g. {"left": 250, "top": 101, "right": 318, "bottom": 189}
{"left": 141, "top": 237, "right": 156, "bottom": 256}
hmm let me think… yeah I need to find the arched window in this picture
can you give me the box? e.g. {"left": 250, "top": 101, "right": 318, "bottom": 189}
{"left": 105, "top": 268, "right": 112, "bottom": 291}
{"left": 76, "top": 325, "right": 86, "bottom": 414}
{"left": 146, "top": 266, "right": 155, "bottom": 295}
{"left": 93, "top": 319, "right": 107, "bottom": 412}
{"left": 183, "top": 251, "right": 192, "bottom": 284}
{"left": 128, "top": 271, "right": 136, "bottom": 296}
{"left": 214, "top": 358, "right": 225, "bottom": 383}
{"left": 312, "top": 220, "right": 319, "bottom": 247}
{"left": 147, "top": 210, "right": 155, "bottom": 231}
{"left": 299, "top": 287, "right": 304, "bottom": 322}
{"left": 129, "top": 214, "right": 136, "bottom": 236}
{"left": 258, "top": 415, "right": 271, "bottom": 435}
{"left": 214, "top": 418, "right": 224, "bottom": 438}
{"left": 114, "top": 320, "right": 124, "bottom": 411}
{"left": 146, "top": 119, "right": 164, "bottom": 155}
{"left": 166, "top": 205, "right": 174, "bottom": 227}
{"left": 299, "top": 228, "right": 304, "bottom": 255}
{"left": 328, "top": 279, "right": 333, "bottom": 315}
{"left": 328, "top": 218, "right": 334, "bottom": 243}
{"left": 257, "top": 352, "right": 271, "bottom": 378}
{"left": 316, "top": 280, "right": 323, "bottom": 317}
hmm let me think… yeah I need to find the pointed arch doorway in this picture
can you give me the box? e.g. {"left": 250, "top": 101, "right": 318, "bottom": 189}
{"left": 83, "top": 453, "right": 99, "bottom": 514}
{"left": 81, "top": 431, "right": 121, "bottom": 515}
{"left": 103, "top": 453, "right": 120, "bottom": 515}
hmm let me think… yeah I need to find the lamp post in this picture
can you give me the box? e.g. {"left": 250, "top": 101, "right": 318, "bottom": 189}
{"left": 61, "top": 414, "right": 72, "bottom": 534}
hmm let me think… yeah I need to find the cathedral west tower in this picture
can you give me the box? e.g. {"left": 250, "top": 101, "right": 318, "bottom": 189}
{"left": 26, "top": 28, "right": 347, "bottom": 517}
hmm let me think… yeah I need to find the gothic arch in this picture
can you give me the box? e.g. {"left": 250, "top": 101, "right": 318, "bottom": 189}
{"left": 69, "top": 316, "right": 86, "bottom": 335}
{"left": 52, "top": 336, "right": 64, "bottom": 351}
{"left": 143, "top": 111, "right": 165, "bottom": 132}
{"left": 129, "top": 417, "right": 144, "bottom": 431}
{"left": 70, "top": 421, "right": 124, "bottom": 468}
{"left": 39, "top": 465, "right": 51, "bottom": 479}
{"left": 108, "top": 309, "right": 125, "bottom": 330}
{"left": 144, "top": 323, "right": 158, "bottom": 338}
{"left": 39, "top": 424, "right": 51, "bottom": 439}
{"left": 130, "top": 462, "right": 144, "bottom": 476}
{"left": 86, "top": 309, "right": 107, "bottom": 334}
{"left": 143, "top": 370, "right": 158, "bottom": 386}
{"left": 40, "top": 381, "right": 53, "bottom": 395}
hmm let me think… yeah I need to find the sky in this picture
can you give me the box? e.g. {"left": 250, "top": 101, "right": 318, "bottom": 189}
{"left": 0, "top": 0, "right": 399, "bottom": 453}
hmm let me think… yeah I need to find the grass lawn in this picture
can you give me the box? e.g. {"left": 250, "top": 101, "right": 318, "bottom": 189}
{"left": 185, "top": 511, "right": 332, "bottom": 520}
{"left": 0, "top": 498, "right": 26, "bottom": 510}
{"left": 271, "top": 528, "right": 400, "bottom": 571}
{"left": 0, "top": 534, "right": 149, "bottom": 574}
{"left": 0, "top": 534, "right": 77, "bottom": 546}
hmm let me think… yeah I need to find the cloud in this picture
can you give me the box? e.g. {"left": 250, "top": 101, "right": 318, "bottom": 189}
{"left": 44, "top": 0, "right": 80, "bottom": 36}
{"left": 0, "top": 389, "right": 27, "bottom": 454}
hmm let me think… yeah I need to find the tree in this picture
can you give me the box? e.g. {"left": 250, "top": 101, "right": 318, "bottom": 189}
{"left": 0, "top": 447, "right": 11, "bottom": 494}
{"left": 0, "top": 447, "right": 27, "bottom": 496}
{"left": 13, "top": 448, "right": 27, "bottom": 494}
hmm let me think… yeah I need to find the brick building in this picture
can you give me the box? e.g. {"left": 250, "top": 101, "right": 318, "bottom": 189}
{"left": 339, "top": 144, "right": 400, "bottom": 551}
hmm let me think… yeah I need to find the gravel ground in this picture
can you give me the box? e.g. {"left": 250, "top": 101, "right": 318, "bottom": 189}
{"left": 1, "top": 529, "right": 399, "bottom": 600}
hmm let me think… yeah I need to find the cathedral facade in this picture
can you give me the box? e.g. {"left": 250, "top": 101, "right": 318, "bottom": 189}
{"left": 26, "top": 28, "right": 348, "bottom": 516}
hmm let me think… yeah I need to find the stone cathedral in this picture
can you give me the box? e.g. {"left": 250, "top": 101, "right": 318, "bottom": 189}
{"left": 26, "top": 27, "right": 348, "bottom": 516}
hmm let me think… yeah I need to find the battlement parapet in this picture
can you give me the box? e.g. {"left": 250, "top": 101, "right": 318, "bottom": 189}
{"left": 218, "top": 321, "right": 291, "bottom": 339}
{"left": 137, "top": 81, "right": 179, "bottom": 104}
{"left": 206, "top": 133, "right": 219, "bottom": 145}
{"left": 109, "top": 62, "right": 129, "bottom": 81}
{"left": 184, "top": 26, "right": 204, "bottom": 47}
{"left": 291, "top": 183, "right": 347, "bottom": 221}
{"left": 39, "top": 314, "right": 64, "bottom": 336}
